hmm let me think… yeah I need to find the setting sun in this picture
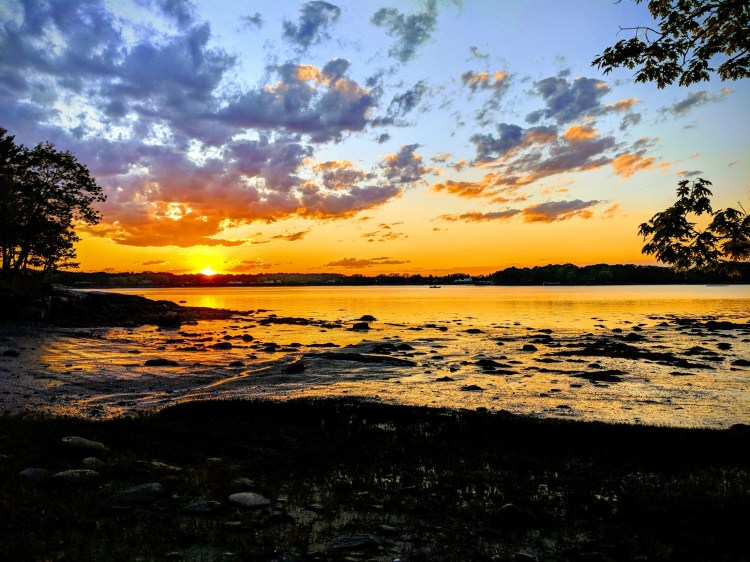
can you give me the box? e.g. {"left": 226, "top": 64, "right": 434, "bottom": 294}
{"left": 199, "top": 266, "right": 217, "bottom": 276}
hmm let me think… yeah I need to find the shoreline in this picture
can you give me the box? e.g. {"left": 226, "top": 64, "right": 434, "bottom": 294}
{"left": 2, "top": 396, "right": 749, "bottom": 561}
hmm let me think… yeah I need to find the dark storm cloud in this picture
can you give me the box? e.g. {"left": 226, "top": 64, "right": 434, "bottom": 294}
{"left": 526, "top": 75, "right": 610, "bottom": 124}
{"left": 371, "top": 0, "right": 439, "bottom": 62}
{"left": 282, "top": 1, "right": 341, "bottom": 50}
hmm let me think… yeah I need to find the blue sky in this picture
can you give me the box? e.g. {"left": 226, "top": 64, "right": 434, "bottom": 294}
{"left": 1, "top": 0, "right": 747, "bottom": 273}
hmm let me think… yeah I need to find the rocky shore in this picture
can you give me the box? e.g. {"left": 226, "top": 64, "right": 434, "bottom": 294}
{"left": 1, "top": 398, "right": 748, "bottom": 561}
{"left": 0, "top": 284, "right": 235, "bottom": 326}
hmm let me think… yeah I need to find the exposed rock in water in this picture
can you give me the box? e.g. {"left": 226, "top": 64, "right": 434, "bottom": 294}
{"left": 554, "top": 338, "right": 714, "bottom": 369}
{"left": 330, "top": 533, "right": 381, "bottom": 552}
{"left": 460, "top": 384, "right": 483, "bottom": 391}
{"left": 283, "top": 361, "right": 306, "bottom": 374}
{"left": 435, "top": 376, "right": 455, "bottom": 382}
{"left": 521, "top": 344, "right": 538, "bottom": 352}
{"left": 144, "top": 358, "right": 179, "bottom": 367}
{"left": 2, "top": 349, "right": 20, "bottom": 357}
{"left": 184, "top": 500, "right": 222, "bottom": 514}
{"left": 572, "top": 370, "right": 625, "bottom": 383}
{"left": 358, "top": 315, "right": 377, "bottom": 322}
{"left": 307, "top": 351, "right": 416, "bottom": 367}
{"left": 351, "top": 322, "right": 370, "bottom": 331}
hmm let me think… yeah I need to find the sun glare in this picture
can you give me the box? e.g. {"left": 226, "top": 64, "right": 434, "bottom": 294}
{"left": 199, "top": 266, "right": 217, "bottom": 276}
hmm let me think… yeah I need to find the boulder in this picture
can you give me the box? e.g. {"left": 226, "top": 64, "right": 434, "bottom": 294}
{"left": 19, "top": 467, "right": 50, "bottom": 481}
{"left": 50, "top": 469, "right": 99, "bottom": 485}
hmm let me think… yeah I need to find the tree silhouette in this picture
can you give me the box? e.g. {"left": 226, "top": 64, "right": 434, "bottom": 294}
{"left": 593, "top": 0, "right": 750, "bottom": 88}
{"left": 0, "top": 127, "right": 105, "bottom": 276}
{"left": 639, "top": 178, "right": 750, "bottom": 270}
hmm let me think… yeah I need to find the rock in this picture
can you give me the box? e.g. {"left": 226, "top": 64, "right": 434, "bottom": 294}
{"left": 573, "top": 370, "right": 625, "bottom": 383}
{"left": 135, "top": 460, "right": 182, "bottom": 474}
{"left": 717, "top": 342, "right": 732, "bottom": 350}
{"left": 229, "top": 492, "right": 271, "bottom": 508}
{"left": 19, "top": 467, "right": 50, "bottom": 481}
{"left": 81, "top": 457, "right": 106, "bottom": 469}
{"left": 144, "top": 358, "right": 179, "bottom": 367}
{"left": 2, "top": 349, "right": 20, "bottom": 357}
{"left": 460, "top": 384, "right": 483, "bottom": 391}
{"left": 112, "top": 482, "right": 164, "bottom": 503}
{"left": 521, "top": 344, "right": 538, "bottom": 352}
{"left": 515, "top": 552, "right": 537, "bottom": 562}
{"left": 732, "top": 359, "right": 750, "bottom": 367}
{"left": 228, "top": 360, "right": 244, "bottom": 367}
{"left": 240, "top": 334, "right": 254, "bottom": 342}
{"left": 358, "top": 315, "right": 377, "bottom": 322}
{"left": 231, "top": 477, "right": 256, "bottom": 489}
{"left": 465, "top": 328, "right": 483, "bottom": 334}
{"left": 50, "top": 469, "right": 99, "bottom": 485}
{"left": 309, "top": 351, "right": 416, "bottom": 366}
{"left": 283, "top": 361, "right": 306, "bottom": 374}
{"left": 59, "top": 436, "right": 108, "bottom": 454}
{"left": 351, "top": 322, "right": 370, "bottom": 331}
{"left": 155, "top": 313, "right": 181, "bottom": 328}
{"left": 435, "top": 376, "right": 455, "bottom": 382}
{"left": 330, "top": 534, "right": 381, "bottom": 552}
{"left": 211, "top": 341, "right": 233, "bottom": 350}
{"left": 184, "top": 500, "right": 223, "bottom": 514}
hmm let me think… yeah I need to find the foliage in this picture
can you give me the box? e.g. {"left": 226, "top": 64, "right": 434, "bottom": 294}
{"left": 593, "top": 0, "right": 750, "bottom": 87}
{"left": 0, "top": 127, "right": 105, "bottom": 275}
{"left": 639, "top": 178, "right": 750, "bottom": 270}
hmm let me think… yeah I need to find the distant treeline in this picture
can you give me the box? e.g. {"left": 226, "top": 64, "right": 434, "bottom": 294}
{"left": 45, "top": 262, "right": 750, "bottom": 288}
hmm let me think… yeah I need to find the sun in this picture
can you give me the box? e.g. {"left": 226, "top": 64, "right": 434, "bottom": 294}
{"left": 199, "top": 266, "right": 217, "bottom": 276}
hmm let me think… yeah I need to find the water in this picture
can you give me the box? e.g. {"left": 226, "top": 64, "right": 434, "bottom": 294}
{"left": 1, "top": 285, "right": 748, "bottom": 428}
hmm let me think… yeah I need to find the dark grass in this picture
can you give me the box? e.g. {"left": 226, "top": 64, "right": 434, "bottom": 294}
{"left": 1, "top": 398, "right": 748, "bottom": 561}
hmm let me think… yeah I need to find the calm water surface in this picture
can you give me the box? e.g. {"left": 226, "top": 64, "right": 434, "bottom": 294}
{"left": 1, "top": 285, "right": 748, "bottom": 428}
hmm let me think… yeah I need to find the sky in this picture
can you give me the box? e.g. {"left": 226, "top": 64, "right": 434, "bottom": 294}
{"left": 1, "top": 0, "right": 748, "bottom": 275}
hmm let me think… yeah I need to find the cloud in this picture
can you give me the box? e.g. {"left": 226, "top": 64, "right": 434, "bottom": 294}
{"left": 678, "top": 169, "right": 704, "bottom": 178}
{"left": 374, "top": 81, "right": 428, "bottom": 126}
{"left": 141, "top": 259, "right": 168, "bottom": 266}
{"left": 151, "top": 0, "right": 196, "bottom": 28}
{"left": 241, "top": 12, "right": 263, "bottom": 29}
{"left": 611, "top": 153, "right": 656, "bottom": 178}
{"left": 380, "top": 144, "right": 432, "bottom": 183}
{"left": 219, "top": 62, "right": 376, "bottom": 143}
{"left": 282, "top": 1, "right": 341, "bottom": 50}
{"left": 362, "top": 223, "right": 408, "bottom": 242}
{"left": 521, "top": 199, "right": 601, "bottom": 223}
{"left": 526, "top": 75, "right": 610, "bottom": 124}
{"left": 371, "top": 0, "right": 439, "bottom": 62}
{"left": 602, "top": 203, "right": 621, "bottom": 218}
{"left": 470, "top": 123, "right": 557, "bottom": 161}
{"left": 461, "top": 70, "right": 508, "bottom": 93}
{"left": 312, "top": 160, "right": 371, "bottom": 190}
{"left": 562, "top": 124, "right": 598, "bottom": 142}
{"left": 439, "top": 209, "right": 521, "bottom": 222}
{"left": 325, "top": 257, "right": 409, "bottom": 268}
{"left": 662, "top": 89, "right": 731, "bottom": 117}
{"left": 272, "top": 230, "right": 310, "bottom": 241}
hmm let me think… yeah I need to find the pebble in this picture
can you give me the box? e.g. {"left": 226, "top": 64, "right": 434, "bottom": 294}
{"left": 59, "top": 436, "right": 108, "bottom": 454}
{"left": 229, "top": 492, "right": 271, "bottom": 508}
{"left": 112, "top": 482, "right": 164, "bottom": 503}
{"left": 50, "top": 469, "right": 99, "bottom": 485}
{"left": 184, "top": 500, "right": 223, "bottom": 514}
{"left": 19, "top": 467, "right": 50, "bottom": 481}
